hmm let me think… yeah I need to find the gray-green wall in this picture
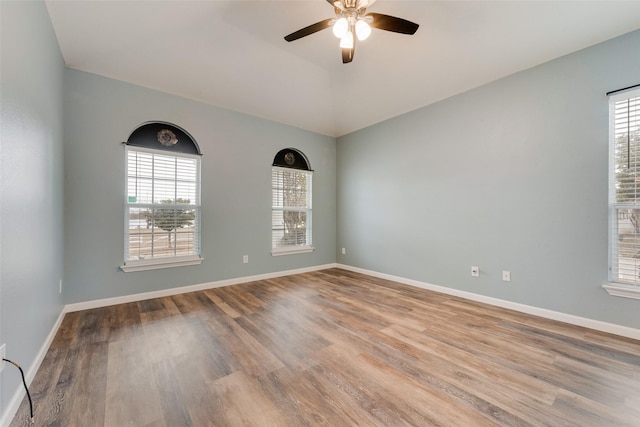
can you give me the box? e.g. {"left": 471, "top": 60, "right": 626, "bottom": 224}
{"left": 0, "top": 0, "right": 65, "bottom": 418}
{"left": 2, "top": 1, "right": 640, "bottom": 423}
{"left": 63, "top": 69, "right": 336, "bottom": 303}
{"left": 337, "top": 29, "right": 640, "bottom": 329}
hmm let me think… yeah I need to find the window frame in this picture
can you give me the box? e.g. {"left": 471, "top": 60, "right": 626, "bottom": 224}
{"left": 604, "top": 87, "right": 640, "bottom": 299}
{"left": 121, "top": 145, "right": 203, "bottom": 272}
{"left": 271, "top": 166, "right": 314, "bottom": 256}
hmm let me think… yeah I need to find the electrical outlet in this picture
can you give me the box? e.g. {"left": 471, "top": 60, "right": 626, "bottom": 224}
{"left": 1, "top": 344, "right": 6, "bottom": 373}
{"left": 59, "top": 279, "right": 63, "bottom": 294}
{"left": 502, "top": 271, "right": 511, "bottom": 282}
{"left": 471, "top": 266, "right": 480, "bottom": 277}
{"left": 341, "top": 248, "right": 346, "bottom": 255}
{"left": 242, "top": 255, "right": 249, "bottom": 264}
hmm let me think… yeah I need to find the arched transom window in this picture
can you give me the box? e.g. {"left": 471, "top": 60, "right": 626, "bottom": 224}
{"left": 271, "top": 148, "right": 314, "bottom": 255}
{"left": 121, "top": 122, "right": 203, "bottom": 272}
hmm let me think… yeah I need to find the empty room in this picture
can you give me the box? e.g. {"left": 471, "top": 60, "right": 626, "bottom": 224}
{"left": 2, "top": 0, "right": 640, "bottom": 425}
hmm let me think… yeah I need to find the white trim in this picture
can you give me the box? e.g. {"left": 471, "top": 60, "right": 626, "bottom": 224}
{"left": 272, "top": 165, "right": 314, "bottom": 175}
{"left": 124, "top": 146, "right": 202, "bottom": 264}
{"left": 0, "top": 310, "right": 66, "bottom": 427}
{"left": 124, "top": 144, "right": 202, "bottom": 159}
{"left": 2, "top": 263, "right": 639, "bottom": 427}
{"left": 120, "top": 256, "right": 204, "bottom": 272}
{"left": 0, "top": 264, "right": 337, "bottom": 425}
{"left": 271, "top": 166, "right": 313, "bottom": 253}
{"left": 603, "top": 282, "right": 640, "bottom": 300}
{"left": 271, "top": 246, "right": 315, "bottom": 256}
{"left": 67, "top": 263, "right": 338, "bottom": 312}
{"left": 608, "top": 90, "right": 640, "bottom": 285}
{"left": 608, "top": 86, "right": 640, "bottom": 102}
{"left": 337, "top": 264, "right": 640, "bottom": 341}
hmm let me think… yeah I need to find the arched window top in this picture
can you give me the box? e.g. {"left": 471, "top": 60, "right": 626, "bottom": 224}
{"left": 126, "top": 122, "right": 201, "bottom": 155}
{"left": 272, "top": 148, "right": 311, "bottom": 171}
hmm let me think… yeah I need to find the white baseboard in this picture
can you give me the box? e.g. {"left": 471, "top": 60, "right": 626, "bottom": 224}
{"left": 64, "top": 263, "right": 338, "bottom": 313}
{"left": 1, "top": 263, "right": 338, "bottom": 426}
{"left": 336, "top": 264, "right": 640, "bottom": 341}
{"left": 3, "top": 262, "right": 638, "bottom": 426}
{"left": 0, "top": 309, "right": 66, "bottom": 427}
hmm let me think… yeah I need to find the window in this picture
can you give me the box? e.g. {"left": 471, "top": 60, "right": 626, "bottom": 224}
{"left": 121, "top": 123, "right": 202, "bottom": 272}
{"left": 271, "top": 148, "right": 313, "bottom": 255}
{"left": 606, "top": 88, "right": 640, "bottom": 298}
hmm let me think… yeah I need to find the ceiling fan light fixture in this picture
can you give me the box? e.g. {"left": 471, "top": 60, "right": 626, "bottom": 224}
{"left": 355, "top": 19, "right": 371, "bottom": 40}
{"left": 283, "top": 0, "right": 419, "bottom": 63}
{"left": 339, "top": 31, "right": 354, "bottom": 49}
{"left": 333, "top": 17, "right": 348, "bottom": 38}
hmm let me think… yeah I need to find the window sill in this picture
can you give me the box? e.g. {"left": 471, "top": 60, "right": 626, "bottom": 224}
{"left": 271, "top": 246, "right": 315, "bottom": 256}
{"left": 120, "top": 256, "right": 203, "bottom": 272}
{"left": 602, "top": 282, "right": 640, "bottom": 300}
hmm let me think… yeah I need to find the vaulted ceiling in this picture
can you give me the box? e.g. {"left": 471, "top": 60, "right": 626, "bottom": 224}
{"left": 45, "top": 1, "right": 640, "bottom": 137}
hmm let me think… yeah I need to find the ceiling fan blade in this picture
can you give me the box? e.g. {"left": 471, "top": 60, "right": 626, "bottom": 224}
{"left": 367, "top": 13, "right": 419, "bottom": 35}
{"left": 284, "top": 18, "right": 334, "bottom": 42}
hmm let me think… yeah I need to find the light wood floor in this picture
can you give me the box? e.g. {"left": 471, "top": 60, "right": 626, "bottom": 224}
{"left": 10, "top": 268, "right": 640, "bottom": 426}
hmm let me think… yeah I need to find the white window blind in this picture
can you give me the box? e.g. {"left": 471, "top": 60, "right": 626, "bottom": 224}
{"left": 271, "top": 167, "right": 313, "bottom": 253}
{"left": 609, "top": 88, "right": 640, "bottom": 285}
{"left": 125, "top": 147, "right": 201, "bottom": 265}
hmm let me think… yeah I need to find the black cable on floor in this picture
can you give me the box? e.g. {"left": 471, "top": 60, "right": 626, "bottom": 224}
{"left": 3, "top": 358, "right": 34, "bottom": 423}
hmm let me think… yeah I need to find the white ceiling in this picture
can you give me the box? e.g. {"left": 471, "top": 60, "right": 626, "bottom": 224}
{"left": 45, "top": 0, "right": 640, "bottom": 137}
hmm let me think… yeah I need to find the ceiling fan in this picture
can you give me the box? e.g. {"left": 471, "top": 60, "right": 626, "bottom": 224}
{"left": 284, "top": 0, "right": 419, "bottom": 64}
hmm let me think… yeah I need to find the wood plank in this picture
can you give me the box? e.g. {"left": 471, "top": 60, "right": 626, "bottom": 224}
{"left": 209, "top": 371, "right": 289, "bottom": 426}
{"left": 151, "top": 358, "right": 193, "bottom": 427}
{"left": 104, "top": 338, "right": 163, "bottom": 426}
